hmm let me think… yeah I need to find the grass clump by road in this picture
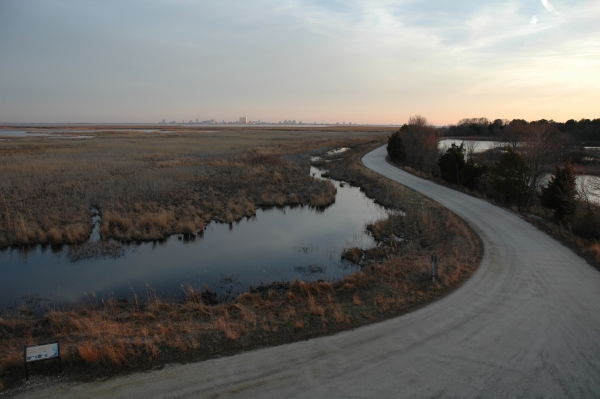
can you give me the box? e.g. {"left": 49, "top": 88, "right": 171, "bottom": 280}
{"left": 0, "top": 133, "right": 482, "bottom": 392}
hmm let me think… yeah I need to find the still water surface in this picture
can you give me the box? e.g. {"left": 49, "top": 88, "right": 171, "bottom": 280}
{"left": 438, "top": 139, "right": 500, "bottom": 152}
{"left": 0, "top": 168, "right": 387, "bottom": 311}
{"left": 439, "top": 139, "right": 600, "bottom": 202}
{"left": 0, "top": 130, "right": 47, "bottom": 137}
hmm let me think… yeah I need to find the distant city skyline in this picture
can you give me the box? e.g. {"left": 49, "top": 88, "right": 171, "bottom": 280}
{"left": 156, "top": 117, "right": 365, "bottom": 125}
{"left": 1, "top": 1, "right": 599, "bottom": 125}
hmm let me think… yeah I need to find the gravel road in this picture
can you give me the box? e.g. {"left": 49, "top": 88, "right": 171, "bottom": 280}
{"left": 14, "top": 145, "right": 600, "bottom": 398}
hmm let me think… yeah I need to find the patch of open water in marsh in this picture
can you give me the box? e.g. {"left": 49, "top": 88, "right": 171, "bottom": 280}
{"left": 438, "top": 140, "right": 600, "bottom": 202}
{"left": 438, "top": 139, "right": 501, "bottom": 153}
{"left": 0, "top": 130, "right": 48, "bottom": 137}
{"left": 0, "top": 168, "right": 388, "bottom": 312}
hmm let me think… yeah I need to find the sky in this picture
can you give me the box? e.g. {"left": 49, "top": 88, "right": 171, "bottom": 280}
{"left": 1, "top": 0, "right": 599, "bottom": 125}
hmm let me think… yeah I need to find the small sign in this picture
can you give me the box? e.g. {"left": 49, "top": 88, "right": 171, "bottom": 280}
{"left": 24, "top": 341, "right": 61, "bottom": 380}
{"left": 25, "top": 343, "right": 59, "bottom": 363}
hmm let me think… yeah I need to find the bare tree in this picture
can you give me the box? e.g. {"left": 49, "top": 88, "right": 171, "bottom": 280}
{"left": 408, "top": 114, "right": 429, "bottom": 127}
{"left": 591, "top": 178, "right": 600, "bottom": 202}
{"left": 457, "top": 117, "right": 490, "bottom": 127}
{"left": 397, "top": 115, "right": 439, "bottom": 174}
{"left": 463, "top": 140, "right": 479, "bottom": 162}
{"left": 577, "top": 175, "right": 600, "bottom": 210}
{"left": 500, "top": 120, "right": 527, "bottom": 149}
{"left": 519, "top": 122, "right": 567, "bottom": 206}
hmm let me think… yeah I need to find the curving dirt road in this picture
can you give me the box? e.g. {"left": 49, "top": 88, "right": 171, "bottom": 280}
{"left": 15, "top": 146, "right": 600, "bottom": 398}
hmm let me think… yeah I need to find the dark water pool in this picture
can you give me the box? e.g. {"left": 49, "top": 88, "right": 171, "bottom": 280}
{"left": 0, "top": 130, "right": 47, "bottom": 137}
{"left": 0, "top": 168, "right": 387, "bottom": 312}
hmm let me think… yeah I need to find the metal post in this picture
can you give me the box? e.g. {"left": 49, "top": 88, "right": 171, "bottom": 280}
{"left": 24, "top": 346, "right": 29, "bottom": 381}
{"left": 58, "top": 340, "right": 62, "bottom": 374}
{"left": 431, "top": 254, "right": 437, "bottom": 283}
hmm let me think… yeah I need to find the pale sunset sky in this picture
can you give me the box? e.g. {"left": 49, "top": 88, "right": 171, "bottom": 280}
{"left": 1, "top": 0, "right": 599, "bottom": 125}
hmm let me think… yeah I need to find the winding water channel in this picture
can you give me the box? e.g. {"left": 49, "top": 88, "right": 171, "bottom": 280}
{"left": 0, "top": 167, "right": 387, "bottom": 312}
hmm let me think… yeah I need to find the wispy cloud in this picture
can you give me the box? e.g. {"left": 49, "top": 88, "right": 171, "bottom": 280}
{"left": 541, "top": 0, "right": 559, "bottom": 15}
{"left": 1, "top": 0, "right": 600, "bottom": 123}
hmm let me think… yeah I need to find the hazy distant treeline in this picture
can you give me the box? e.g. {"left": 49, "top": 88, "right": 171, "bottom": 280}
{"left": 440, "top": 118, "right": 600, "bottom": 145}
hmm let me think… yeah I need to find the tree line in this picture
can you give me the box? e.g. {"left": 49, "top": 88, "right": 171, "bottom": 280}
{"left": 440, "top": 117, "right": 600, "bottom": 146}
{"left": 387, "top": 115, "right": 599, "bottom": 242}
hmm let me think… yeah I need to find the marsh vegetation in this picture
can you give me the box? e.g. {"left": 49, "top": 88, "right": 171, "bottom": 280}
{"left": 0, "top": 130, "right": 340, "bottom": 246}
{"left": 0, "top": 128, "right": 482, "bottom": 390}
{"left": 0, "top": 126, "right": 397, "bottom": 248}
{"left": 0, "top": 166, "right": 387, "bottom": 310}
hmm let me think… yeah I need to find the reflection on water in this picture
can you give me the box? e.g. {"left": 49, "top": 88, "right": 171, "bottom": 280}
{"left": 577, "top": 175, "right": 600, "bottom": 203}
{"left": 0, "top": 130, "right": 47, "bottom": 137}
{"left": 438, "top": 139, "right": 501, "bottom": 153}
{"left": 0, "top": 168, "right": 387, "bottom": 311}
{"left": 541, "top": 174, "right": 600, "bottom": 204}
{"left": 438, "top": 139, "right": 600, "bottom": 202}
{"left": 0, "top": 130, "right": 93, "bottom": 140}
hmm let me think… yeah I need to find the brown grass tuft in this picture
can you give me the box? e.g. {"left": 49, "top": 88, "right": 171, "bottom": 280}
{"left": 374, "top": 293, "right": 390, "bottom": 312}
{"left": 307, "top": 295, "right": 318, "bottom": 314}
{"left": 592, "top": 242, "right": 600, "bottom": 263}
{"left": 333, "top": 304, "right": 346, "bottom": 324}
{"left": 167, "top": 335, "right": 187, "bottom": 351}
{"left": 341, "top": 247, "right": 363, "bottom": 264}
{"left": 341, "top": 283, "right": 356, "bottom": 291}
{"left": 104, "top": 342, "right": 127, "bottom": 365}
{"left": 78, "top": 342, "right": 102, "bottom": 364}
{"left": 212, "top": 316, "right": 246, "bottom": 340}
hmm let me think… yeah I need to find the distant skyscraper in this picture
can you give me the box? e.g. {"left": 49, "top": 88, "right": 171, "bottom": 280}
{"left": 239, "top": 117, "right": 248, "bottom": 124}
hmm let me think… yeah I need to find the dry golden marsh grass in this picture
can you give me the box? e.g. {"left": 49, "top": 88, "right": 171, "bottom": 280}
{"left": 0, "top": 127, "right": 393, "bottom": 246}
{"left": 0, "top": 128, "right": 482, "bottom": 389}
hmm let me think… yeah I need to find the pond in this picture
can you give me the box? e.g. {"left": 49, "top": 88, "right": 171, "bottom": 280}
{"left": 0, "top": 130, "right": 48, "bottom": 138}
{"left": 438, "top": 139, "right": 501, "bottom": 153}
{"left": 0, "top": 167, "right": 388, "bottom": 312}
{"left": 542, "top": 173, "right": 600, "bottom": 204}
{"left": 0, "top": 130, "right": 94, "bottom": 140}
{"left": 438, "top": 139, "right": 600, "bottom": 202}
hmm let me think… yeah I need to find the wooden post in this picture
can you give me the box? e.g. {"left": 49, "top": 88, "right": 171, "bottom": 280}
{"left": 24, "top": 345, "right": 29, "bottom": 381}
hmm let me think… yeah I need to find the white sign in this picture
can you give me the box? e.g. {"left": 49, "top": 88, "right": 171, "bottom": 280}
{"left": 25, "top": 343, "right": 59, "bottom": 363}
